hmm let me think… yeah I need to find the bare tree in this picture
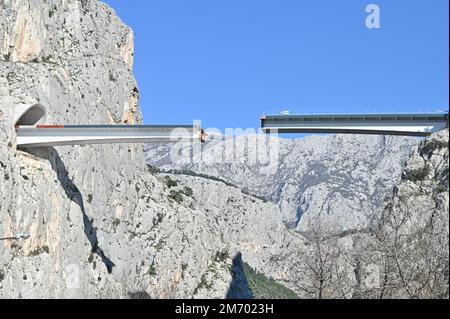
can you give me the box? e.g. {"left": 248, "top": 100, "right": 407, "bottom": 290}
{"left": 367, "top": 191, "right": 449, "bottom": 299}
{"left": 291, "top": 227, "right": 353, "bottom": 299}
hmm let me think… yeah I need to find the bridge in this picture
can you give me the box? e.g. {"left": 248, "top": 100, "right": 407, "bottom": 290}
{"left": 14, "top": 103, "right": 205, "bottom": 148}
{"left": 16, "top": 125, "right": 206, "bottom": 148}
{"left": 260, "top": 112, "right": 449, "bottom": 136}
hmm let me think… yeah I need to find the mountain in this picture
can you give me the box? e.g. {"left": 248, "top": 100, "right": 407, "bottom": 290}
{"left": 0, "top": 0, "right": 298, "bottom": 298}
{"left": 144, "top": 130, "right": 449, "bottom": 299}
{"left": 1, "top": 0, "right": 447, "bottom": 299}
{"left": 145, "top": 133, "right": 419, "bottom": 233}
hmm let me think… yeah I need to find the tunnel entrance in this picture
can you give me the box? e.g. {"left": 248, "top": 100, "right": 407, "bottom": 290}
{"left": 14, "top": 103, "right": 47, "bottom": 126}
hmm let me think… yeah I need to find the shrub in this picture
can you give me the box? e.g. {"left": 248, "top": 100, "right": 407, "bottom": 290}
{"left": 147, "top": 164, "right": 160, "bottom": 174}
{"left": 26, "top": 246, "right": 49, "bottom": 256}
{"left": 169, "top": 190, "right": 183, "bottom": 203}
{"left": 41, "top": 55, "right": 58, "bottom": 66}
{"left": 420, "top": 139, "right": 448, "bottom": 157}
{"left": 183, "top": 186, "right": 193, "bottom": 197}
{"left": 165, "top": 169, "right": 236, "bottom": 188}
{"left": 242, "top": 262, "right": 298, "bottom": 299}
{"left": 148, "top": 263, "right": 157, "bottom": 276}
{"left": 337, "top": 229, "right": 360, "bottom": 238}
{"left": 181, "top": 263, "right": 188, "bottom": 279}
{"left": 193, "top": 273, "right": 212, "bottom": 295}
{"left": 154, "top": 240, "right": 165, "bottom": 252}
{"left": 161, "top": 169, "right": 269, "bottom": 201}
{"left": 164, "top": 176, "right": 178, "bottom": 188}
{"left": 214, "top": 250, "right": 230, "bottom": 262}
{"left": 28, "top": 247, "right": 44, "bottom": 257}
{"left": 436, "top": 182, "right": 447, "bottom": 193}
{"left": 404, "top": 165, "right": 431, "bottom": 182}
{"left": 112, "top": 218, "right": 120, "bottom": 228}
{"left": 153, "top": 213, "right": 164, "bottom": 226}
{"left": 42, "top": 245, "right": 50, "bottom": 254}
{"left": 241, "top": 188, "right": 269, "bottom": 202}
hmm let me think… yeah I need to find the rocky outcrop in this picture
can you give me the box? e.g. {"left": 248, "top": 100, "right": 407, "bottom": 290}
{"left": 1, "top": 0, "right": 134, "bottom": 66}
{"left": 278, "top": 129, "right": 449, "bottom": 299}
{"left": 360, "top": 129, "right": 449, "bottom": 298}
{"left": 0, "top": 0, "right": 298, "bottom": 298}
{"left": 9, "top": 1, "right": 46, "bottom": 62}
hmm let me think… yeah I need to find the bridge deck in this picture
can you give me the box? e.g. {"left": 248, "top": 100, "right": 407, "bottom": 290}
{"left": 16, "top": 125, "right": 206, "bottom": 148}
{"left": 261, "top": 113, "right": 449, "bottom": 136}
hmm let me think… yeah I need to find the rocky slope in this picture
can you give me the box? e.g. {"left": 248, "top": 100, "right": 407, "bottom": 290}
{"left": 362, "top": 128, "right": 449, "bottom": 298}
{"left": 0, "top": 0, "right": 299, "bottom": 298}
{"left": 145, "top": 133, "right": 418, "bottom": 233}
{"left": 145, "top": 130, "right": 449, "bottom": 299}
{"left": 275, "top": 129, "right": 449, "bottom": 298}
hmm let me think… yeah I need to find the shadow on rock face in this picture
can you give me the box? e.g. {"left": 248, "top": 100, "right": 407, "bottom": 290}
{"left": 23, "top": 147, "right": 116, "bottom": 274}
{"left": 225, "top": 252, "right": 254, "bottom": 299}
{"left": 128, "top": 291, "right": 151, "bottom": 299}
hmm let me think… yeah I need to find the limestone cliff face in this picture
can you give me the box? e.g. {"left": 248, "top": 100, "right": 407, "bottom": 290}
{"left": 0, "top": 0, "right": 297, "bottom": 298}
{"left": 362, "top": 129, "right": 449, "bottom": 298}
{"left": 274, "top": 130, "right": 449, "bottom": 299}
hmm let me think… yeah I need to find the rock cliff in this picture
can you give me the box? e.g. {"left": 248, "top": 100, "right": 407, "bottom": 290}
{"left": 0, "top": 0, "right": 298, "bottom": 298}
{"left": 268, "top": 129, "right": 449, "bottom": 298}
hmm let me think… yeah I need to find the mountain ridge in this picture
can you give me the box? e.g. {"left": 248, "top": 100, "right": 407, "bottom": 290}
{"left": 145, "top": 133, "right": 419, "bottom": 232}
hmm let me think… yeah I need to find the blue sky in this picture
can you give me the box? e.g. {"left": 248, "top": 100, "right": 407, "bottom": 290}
{"left": 103, "top": 0, "right": 449, "bottom": 131}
